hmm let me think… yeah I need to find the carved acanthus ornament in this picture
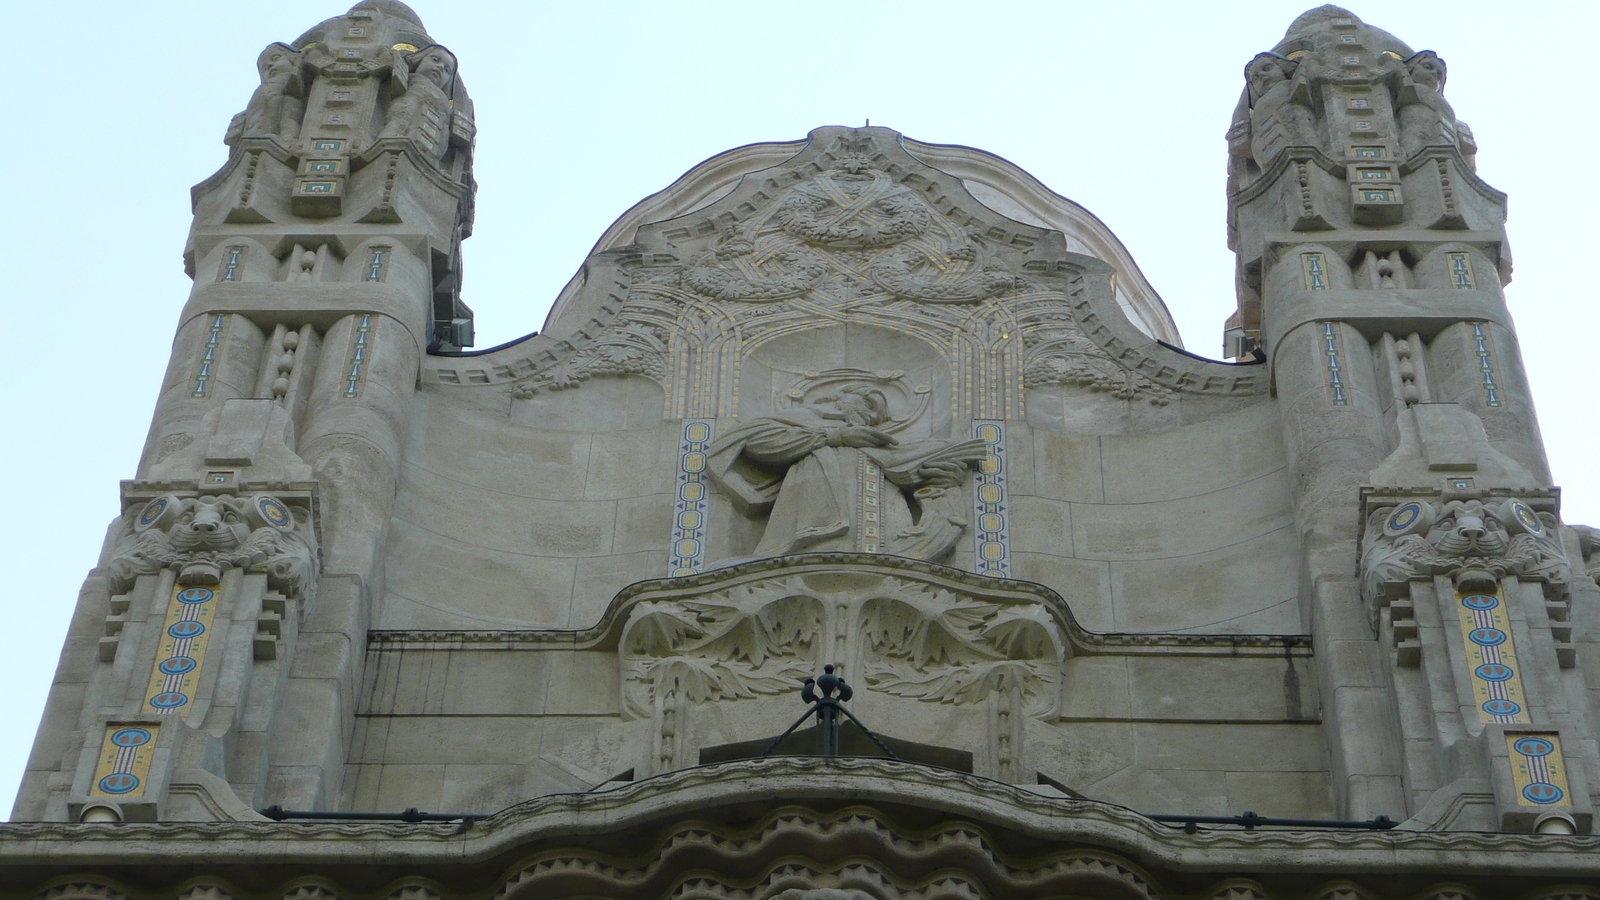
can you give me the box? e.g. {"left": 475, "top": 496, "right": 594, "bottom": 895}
{"left": 1360, "top": 497, "right": 1569, "bottom": 610}
{"left": 619, "top": 572, "right": 1064, "bottom": 720}
{"left": 108, "top": 492, "right": 319, "bottom": 601}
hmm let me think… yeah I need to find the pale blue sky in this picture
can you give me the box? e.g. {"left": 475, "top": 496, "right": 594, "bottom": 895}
{"left": 3, "top": 0, "right": 1594, "bottom": 815}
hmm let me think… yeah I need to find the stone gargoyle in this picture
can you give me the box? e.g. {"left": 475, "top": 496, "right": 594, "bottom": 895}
{"left": 1360, "top": 497, "right": 1569, "bottom": 610}
{"left": 108, "top": 493, "right": 318, "bottom": 601}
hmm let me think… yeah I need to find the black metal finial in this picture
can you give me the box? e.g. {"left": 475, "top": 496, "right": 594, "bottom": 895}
{"left": 759, "top": 665, "right": 896, "bottom": 761}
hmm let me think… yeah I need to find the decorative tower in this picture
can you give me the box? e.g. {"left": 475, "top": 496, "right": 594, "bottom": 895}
{"left": 14, "top": 0, "right": 475, "bottom": 821}
{"left": 1227, "top": 5, "right": 1592, "bottom": 832}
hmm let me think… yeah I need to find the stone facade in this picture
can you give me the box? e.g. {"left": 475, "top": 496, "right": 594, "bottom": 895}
{"left": 6, "top": 3, "right": 1600, "bottom": 898}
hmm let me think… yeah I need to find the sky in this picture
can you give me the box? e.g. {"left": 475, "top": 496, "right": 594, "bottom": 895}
{"left": 2, "top": 0, "right": 1595, "bottom": 816}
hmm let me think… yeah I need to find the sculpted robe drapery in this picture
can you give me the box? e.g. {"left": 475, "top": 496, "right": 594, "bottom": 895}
{"left": 707, "top": 409, "right": 985, "bottom": 560}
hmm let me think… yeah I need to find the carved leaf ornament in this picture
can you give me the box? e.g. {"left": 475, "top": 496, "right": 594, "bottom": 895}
{"left": 619, "top": 573, "right": 1064, "bottom": 719}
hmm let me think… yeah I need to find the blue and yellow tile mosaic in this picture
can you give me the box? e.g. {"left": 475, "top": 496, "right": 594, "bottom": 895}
{"left": 1456, "top": 586, "right": 1531, "bottom": 725}
{"left": 1507, "top": 733, "right": 1570, "bottom": 806}
{"left": 1320, "top": 322, "right": 1348, "bottom": 406}
{"left": 1447, "top": 251, "right": 1476, "bottom": 290}
{"left": 972, "top": 420, "right": 1011, "bottom": 578}
{"left": 142, "top": 582, "right": 220, "bottom": 715}
{"left": 1470, "top": 322, "right": 1502, "bottom": 408}
{"left": 217, "top": 245, "right": 246, "bottom": 283}
{"left": 364, "top": 246, "right": 390, "bottom": 282}
{"left": 669, "top": 419, "right": 713, "bottom": 576}
{"left": 190, "top": 315, "right": 227, "bottom": 399}
{"left": 89, "top": 724, "right": 159, "bottom": 798}
{"left": 1301, "top": 252, "right": 1330, "bottom": 291}
{"left": 343, "top": 315, "right": 372, "bottom": 398}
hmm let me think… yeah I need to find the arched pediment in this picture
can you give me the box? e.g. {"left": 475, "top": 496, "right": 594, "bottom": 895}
{"left": 427, "top": 126, "right": 1265, "bottom": 410}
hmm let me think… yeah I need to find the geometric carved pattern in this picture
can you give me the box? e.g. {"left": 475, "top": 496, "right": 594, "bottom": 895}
{"left": 17, "top": 780, "right": 1600, "bottom": 900}
{"left": 12, "top": 742, "right": 1600, "bottom": 897}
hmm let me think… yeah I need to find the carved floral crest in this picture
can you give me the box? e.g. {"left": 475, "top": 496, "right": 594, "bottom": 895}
{"left": 508, "top": 134, "right": 1181, "bottom": 414}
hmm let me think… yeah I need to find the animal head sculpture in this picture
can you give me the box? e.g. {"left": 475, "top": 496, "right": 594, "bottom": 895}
{"left": 109, "top": 493, "right": 317, "bottom": 600}
{"left": 1361, "top": 497, "right": 1569, "bottom": 612}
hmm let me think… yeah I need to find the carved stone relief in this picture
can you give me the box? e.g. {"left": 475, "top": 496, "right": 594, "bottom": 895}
{"left": 1360, "top": 496, "right": 1569, "bottom": 611}
{"left": 504, "top": 138, "right": 1196, "bottom": 417}
{"left": 706, "top": 377, "right": 986, "bottom": 563}
{"left": 108, "top": 492, "right": 318, "bottom": 602}
{"left": 1392, "top": 51, "right": 1464, "bottom": 160}
{"left": 226, "top": 44, "right": 305, "bottom": 146}
{"left": 618, "top": 571, "right": 1065, "bottom": 723}
{"left": 377, "top": 45, "right": 469, "bottom": 161}
{"left": 1236, "top": 52, "right": 1324, "bottom": 169}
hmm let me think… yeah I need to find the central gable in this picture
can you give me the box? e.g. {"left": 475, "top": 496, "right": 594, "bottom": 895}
{"left": 432, "top": 127, "right": 1263, "bottom": 419}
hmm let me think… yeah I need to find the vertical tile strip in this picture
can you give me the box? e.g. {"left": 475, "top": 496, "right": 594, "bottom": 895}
{"left": 858, "top": 456, "right": 883, "bottom": 553}
{"left": 1321, "top": 322, "right": 1348, "bottom": 406}
{"left": 972, "top": 420, "right": 1010, "bottom": 578}
{"left": 364, "top": 246, "right": 390, "bottom": 282}
{"left": 1457, "top": 586, "right": 1532, "bottom": 725}
{"left": 217, "top": 245, "right": 245, "bottom": 283}
{"left": 89, "top": 724, "right": 159, "bottom": 797}
{"left": 1470, "top": 322, "right": 1502, "bottom": 408}
{"left": 190, "top": 315, "right": 227, "bottom": 398}
{"left": 1507, "top": 733, "right": 1570, "bottom": 806}
{"left": 669, "top": 419, "right": 713, "bottom": 576}
{"left": 1447, "top": 251, "right": 1476, "bottom": 289}
{"left": 142, "top": 584, "right": 219, "bottom": 715}
{"left": 1301, "top": 252, "right": 1330, "bottom": 290}
{"left": 343, "top": 315, "right": 373, "bottom": 398}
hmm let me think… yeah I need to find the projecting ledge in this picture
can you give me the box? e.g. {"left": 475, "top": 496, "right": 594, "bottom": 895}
{"left": 2, "top": 758, "right": 1599, "bottom": 897}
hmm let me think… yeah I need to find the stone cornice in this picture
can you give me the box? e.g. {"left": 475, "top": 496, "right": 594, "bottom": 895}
{"left": 364, "top": 553, "right": 1311, "bottom": 659}
{"left": 3, "top": 758, "right": 1597, "bottom": 899}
